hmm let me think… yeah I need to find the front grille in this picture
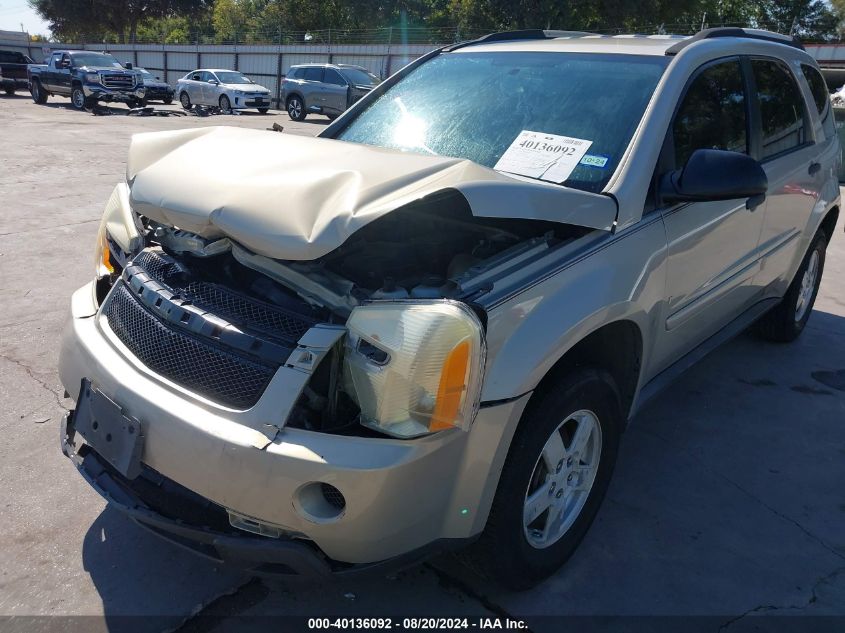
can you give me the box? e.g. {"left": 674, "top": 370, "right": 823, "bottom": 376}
{"left": 104, "top": 282, "right": 277, "bottom": 409}
{"left": 101, "top": 73, "right": 135, "bottom": 89}
{"left": 133, "top": 248, "right": 316, "bottom": 344}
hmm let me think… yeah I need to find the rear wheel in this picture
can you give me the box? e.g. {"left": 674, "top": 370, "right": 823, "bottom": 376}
{"left": 287, "top": 95, "right": 305, "bottom": 121}
{"left": 219, "top": 94, "right": 231, "bottom": 113}
{"left": 163, "top": 96, "right": 173, "bottom": 105}
{"left": 30, "top": 79, "right": 47, "bottom": 104}
{"left": 756, "top": 230, "right": 827, "bottom": 343}
{"left": 179, "top": 91, "right": 191, "bottom": 110}
{"left": 3, "top": 87, "right": 13, "bottom": 96}
{"left": 465, "top": 368, "right": 622, "bottom": 590}
{"left": 258, "top": 107, "right": 269, "bottom": 114}
{"left": 71, "top": 86, "right": 87, "bottom": 110}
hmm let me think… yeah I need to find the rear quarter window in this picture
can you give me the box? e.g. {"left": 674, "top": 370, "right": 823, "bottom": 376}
{"left": 801, "top": 64, "right": 833, "bottom": 139}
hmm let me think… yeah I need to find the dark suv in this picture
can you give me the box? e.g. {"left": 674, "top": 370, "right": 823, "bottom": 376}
{"left": 281, "top": 63, "right": 380, "bottom": 121}
{"left": 0, "top": 49, "right": 33, "bottom": 94}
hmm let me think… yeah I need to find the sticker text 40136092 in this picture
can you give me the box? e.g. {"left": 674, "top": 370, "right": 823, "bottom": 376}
{"left": 494, "top": 130, "right": 593, "bottom": 184}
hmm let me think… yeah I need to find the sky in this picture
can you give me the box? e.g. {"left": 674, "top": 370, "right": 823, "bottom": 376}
{"left": 0, "top": 0, "right": 50, "bottom": 36}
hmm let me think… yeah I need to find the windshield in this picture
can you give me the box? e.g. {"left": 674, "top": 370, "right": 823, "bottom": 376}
{"left": 336, "top": 52, "right": 667, "bottom": 193}
{"left": 72, "top": 53, "right": 122, "bottom": 68}
{"left": 215, "top": 71, "right": 252, "bottom": 85}
{"left": 340, "top": 67, "right": 379, "bottom": 86}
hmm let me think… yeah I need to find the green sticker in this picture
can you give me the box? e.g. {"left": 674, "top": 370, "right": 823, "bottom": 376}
{"left": 580, "top": 154, "right": 609, "bottom": 168}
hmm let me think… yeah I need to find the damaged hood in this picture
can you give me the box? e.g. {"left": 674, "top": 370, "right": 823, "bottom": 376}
{"left": 127, "top": 127, "right": 617, "bottom": 261}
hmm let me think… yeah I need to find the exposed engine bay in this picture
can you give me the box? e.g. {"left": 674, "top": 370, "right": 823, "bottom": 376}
{"left": 140, "top": 191, "right": 589, "bottom": 316}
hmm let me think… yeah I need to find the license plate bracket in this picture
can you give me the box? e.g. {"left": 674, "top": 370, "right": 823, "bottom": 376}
{"left": 74, "top": 379, "right": 144, "bottom": 479}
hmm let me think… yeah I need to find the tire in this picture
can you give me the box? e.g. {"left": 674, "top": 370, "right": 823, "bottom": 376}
{"left": 4, "top": 87, "right": 14, "bottom": 96}
{"left": 219, "top": 94, "right": 231, "bottom": 114}
{"left": 257, "top": 107, "right": 269, "bottom": 114}
{"left": 179, "top": 91, "right": 191, "bottom": 110}
{"left": 756, "top": 230, "right": 827, "bottom": 343}
{"left": 286, "top": 95, "right": 306, "bottom": 121}
{"left": 30, "top": 79, "right": 47, "bottom": 104}
{"left": 163, "top": 96, "right": 173, "bottom": 105}
{"left": 464, "top": 368, "right": 622, "bottom": 590}
{"left": 71, "top": 85, "right": 87, "bottom": 110}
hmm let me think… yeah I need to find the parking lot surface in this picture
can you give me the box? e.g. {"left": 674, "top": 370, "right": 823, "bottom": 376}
{"left": 1, "top": 93, "right": 843, "bottom": 631}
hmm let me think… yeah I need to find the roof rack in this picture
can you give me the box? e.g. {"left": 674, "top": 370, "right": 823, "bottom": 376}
{"left": 665, "top": 27, "right": 805, "bottom": 55}
{"left": 444, "top": 29, "right": 596, "bottom": 52}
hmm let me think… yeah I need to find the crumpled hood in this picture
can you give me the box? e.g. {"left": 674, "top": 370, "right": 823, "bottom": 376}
{"left": 127, "top": 127, "right": 617, "bottom": 261}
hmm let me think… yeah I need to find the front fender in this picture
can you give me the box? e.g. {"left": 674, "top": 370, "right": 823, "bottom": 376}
{"left": 480, "top": 216, "right": 668, "bottom": 404}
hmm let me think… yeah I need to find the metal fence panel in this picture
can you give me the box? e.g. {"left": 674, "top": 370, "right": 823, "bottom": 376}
{"left": 201, "top": 53, "right": 236, "bottom": 69}
{"left": 136, "top": 51, "right": 165, "bottom": 69}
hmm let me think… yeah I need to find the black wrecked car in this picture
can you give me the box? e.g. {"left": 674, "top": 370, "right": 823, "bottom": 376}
{"left": 136, "top": 67, "right": 174, "bottom": 105}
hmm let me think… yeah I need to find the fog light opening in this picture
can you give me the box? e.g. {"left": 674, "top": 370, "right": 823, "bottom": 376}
{"left": 293, "top": 482, "right": 346, "bottom": 523}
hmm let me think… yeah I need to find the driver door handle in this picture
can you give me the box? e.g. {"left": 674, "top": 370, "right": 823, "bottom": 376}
{"left": 809, "top": 162, "right": 822, "bottom": 176}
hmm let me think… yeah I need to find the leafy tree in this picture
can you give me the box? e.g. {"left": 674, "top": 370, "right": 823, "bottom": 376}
{"left": 30, "top": 0, "right": 211, "bottom": 43}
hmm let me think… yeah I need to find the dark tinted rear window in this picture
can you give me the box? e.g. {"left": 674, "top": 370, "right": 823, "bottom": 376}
{"left": 802, "top": 64, "right": 830, "bottom": 116}
{"left": 303, "top": 67, "right": 323, "bottom": 82}
{"left": 0, "top": 51, "right": 25, "bottom": 63}
{"left": 752, "top": 60, "right": 807, "bottom": 159}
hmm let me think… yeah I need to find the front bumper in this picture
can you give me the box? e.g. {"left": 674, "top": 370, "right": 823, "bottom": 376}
{"left": 83, "top": 83, "right": 145, "bottom": 103}
{"left": 231, "top": 94, "right": 271, "bottom": 109}
{"left": 59, "top": 282, "right": 530, "bottom": 565}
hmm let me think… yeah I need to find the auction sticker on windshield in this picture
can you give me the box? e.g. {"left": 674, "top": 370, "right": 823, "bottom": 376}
{"left": 494, "top": 131, "right": 593, "bottom": 183}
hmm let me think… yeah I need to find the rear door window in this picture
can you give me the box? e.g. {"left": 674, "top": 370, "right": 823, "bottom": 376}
{"left": 672, "top": 59, "right": 748, "bottom": 169}
{"left": 751, "top": 60, "right": 808, "bottom": 160}
{"left": 324, "top": 69, "right": 346, "bottom": 86}
{"left": 303, "top": 67, "right": 323, "bottom": 82}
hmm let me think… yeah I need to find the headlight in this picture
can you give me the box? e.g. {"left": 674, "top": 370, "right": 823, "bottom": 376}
{"left": 342, "top": 301, "right": 485, "bottom": 439}
{"left": 94, "top": 217, "right": 114, "bottom": 279}
{"left": 85, "top": 72, "right": 100, "bottom": 84}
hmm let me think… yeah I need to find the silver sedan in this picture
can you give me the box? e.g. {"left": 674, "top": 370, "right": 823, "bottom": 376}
{"left": 176, "top": 69, "right": 271, "bottom": 113}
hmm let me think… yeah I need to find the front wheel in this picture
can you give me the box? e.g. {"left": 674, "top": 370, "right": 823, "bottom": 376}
{"left": 30, "top": 79, "right": 47, "bottom": 104}
{"left": 257, "top": 107, "right": 269, "bottom": 114}
{"left": 71, "top": 86, "right": 87, "bottom": 110}
{"left": 3, "top": 87, "right": 13, "bottom": 96}
{"left": 756, "top": 230, "right": 827, "bottom": 343}
{"left": 219, "top": 94, "right": 231, "bottom": 114}
{"left": 465, "top": 368, "right": 622, "bottom": 590}
{"left": 163, "top": 96, "right": 173, "bottom": 105}
{"left": 179, "top": 91, "right": 191, "bottom": 110}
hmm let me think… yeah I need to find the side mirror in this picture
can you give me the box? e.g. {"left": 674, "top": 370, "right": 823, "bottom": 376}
{"left": 60, "top": 59, "right": 71, "bottom": 69}
{"left": 208, "top": 79, "right": 219, "bottom": 85}
{"left": 661, "top": 149, "right": 767, "bottom": 207}
{"left": 155, "top": 76, "right": 161, "bottom": 80}
{"left": 124, "top": 62, "right": 133, "bottom": 69}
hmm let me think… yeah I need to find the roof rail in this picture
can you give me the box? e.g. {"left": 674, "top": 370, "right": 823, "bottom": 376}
{"left": 665, "top": 27, "right": 805, "bottom": 55}
{"left": 444, "top": 29, "right": 596, "bottom": 52}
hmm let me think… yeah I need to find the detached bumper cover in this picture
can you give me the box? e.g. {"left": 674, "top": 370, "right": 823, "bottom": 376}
{"left": 83, "top": 83, "right": 145, "bottom": 102}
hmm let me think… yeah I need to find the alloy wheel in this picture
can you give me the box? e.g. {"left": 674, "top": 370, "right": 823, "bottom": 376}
{"left": 795, "top": 249, "right": 820, "bottom": 322}
{"left": 523, "top": 409, "right": 602, "bottom": 549}
{"left": 72, "top": 88, "right": 86, "bottom": 109}
{"left": 288, "top": 98, "right": 302, "bottom": 119}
